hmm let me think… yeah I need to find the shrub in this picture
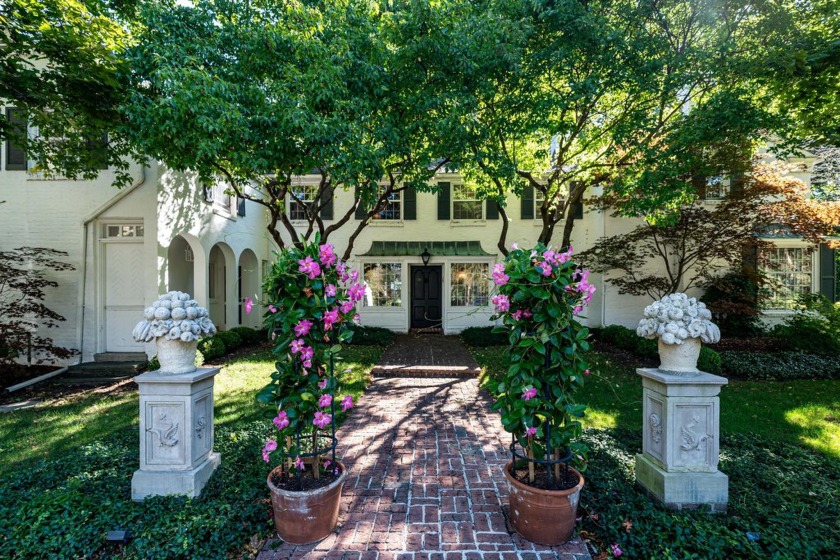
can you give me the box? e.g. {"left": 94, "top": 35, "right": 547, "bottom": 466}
{"left": 346, "top": 325, "right": 394, "bottom": 346}
{"left": 600, "top": 324, "right": 640, "bottom": 350}
{"left": 703, "top": 272, "right": 765, "bottom": 337}
{"left": 597, "top": 323, "right": 721, "bottom": 372}
{"left": 215, "top": 330, "right": 242, "bottom": 352}
{"left": 698, "top": 346, "right": 722, "bottom": 374}
{"left": 230, "top": 326, "right": 264, "bottom": 345}
{"left": 722, "top": 351, "right": 840, "bottom": 380}
{"left": 460, "top": 326, "right": 507, "bottom": 346}
{"left": 772, "top": 294, "right": 840, "bottom": 355}
{"left": 198, "top": 336, "right": 226, "bottom": 361}
{"left": 147, "top": 355, "right": 160, "bottom": 370}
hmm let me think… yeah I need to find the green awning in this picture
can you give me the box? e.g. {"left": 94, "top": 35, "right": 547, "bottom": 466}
{"left": 358, "top": 241, "right": 494, "bottom": 257}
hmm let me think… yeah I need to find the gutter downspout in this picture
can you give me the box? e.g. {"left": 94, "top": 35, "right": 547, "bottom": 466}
{"left": 74, "top": 164, "right": 147, "bottom": 365}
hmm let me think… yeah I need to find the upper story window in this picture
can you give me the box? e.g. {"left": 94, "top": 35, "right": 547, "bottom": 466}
{"left": 104, "top": 224, "right": 144, "bottom": 238}
{"left": 452, "top": 184, "right": 482, "bottom": 220}
{"left": 372, "top": 190, "right": 401, "bottom": 221}
{"left": 703, "top": 176, "right": 728, "bottom": 200}
{"left": 363, "top": 263, "right": 402, "bottom": 307}
{"left": 450, "top": 263, "right": 489, "bottom": 306}
{"left": 5, "top": 107, "right": 27, "bottom": 171}
{"left": 760, "top": 247, "right": 813, "bottom": 309}
{"left": 289, "top": 185, "right": 318, "bottom": 221}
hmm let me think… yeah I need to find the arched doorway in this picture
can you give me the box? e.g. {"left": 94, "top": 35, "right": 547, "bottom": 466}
{"left": 167, "top": 235, "right": 198, "bottom": 295}
{"left": 208, "top": 243, "right": 235, "bottom": 330}
{"left": 239, "top": 248, "right": 261, "bottom": 328}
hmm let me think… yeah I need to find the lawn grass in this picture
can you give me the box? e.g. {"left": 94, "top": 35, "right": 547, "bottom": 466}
{"left": 470, "top": 346, "right": 840, "bottom": 458}
{"left": 0, "top": 344, "right": 382, "bottom": 479}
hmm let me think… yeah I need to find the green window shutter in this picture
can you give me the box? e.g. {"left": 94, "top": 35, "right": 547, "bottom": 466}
{"left": 354, "top": 186, "right": 366, "bottom": 219}
{"left": 521, "top": 185, "right": 534, "bottom": 219}
{"left": 403, "top": 186, "right": 416, "bottom": 220}
{"left": 237, "top": 197, "right": 246, "bottom": 217}
{"left": 730, "top": 172, "right": 744, "bottom": 196}
{"left": 437, "top": 182, "right": 451, "bottom": 220}
{"left": 742, "top": 244, "right": 758, "bottom": 275}
{"left": 820, "top": 244, "right": 837, "bottom": 302}
{"left": 5, "top": 108, "right": 27, "bottom": 171}
{"left": 486, "top": 199, "right": 499, "bottom": 220}
{"left": 573, "top": 202, "right": 583, "bottom": 220}
{"left": 319, "top": 187, "right": 333, "bottom": 220}
{"left": 693, "top": 174, "right": 707, "bottom": 200}
{"left": 86, "top": 133, "right": 109, "bottom": 170}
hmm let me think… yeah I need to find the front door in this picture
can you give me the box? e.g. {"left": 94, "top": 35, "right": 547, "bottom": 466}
{"left": 104, "top": 241, "right": 145, "bottom": 352}
{"left": 410, "top": 265, "right": 442, "bottom": 329}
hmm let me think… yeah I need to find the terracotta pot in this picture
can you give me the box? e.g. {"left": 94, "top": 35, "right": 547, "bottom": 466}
{"left": 657, "top": 337, "right": 701, "bottom": 374}
{"left": 267, "top": 461, "right": 347, "bottom": 544}
{"left": 154, "top": 337, "right": 198, "bottom": 374}
{"left": 504, "top": 461, "right": 584, "bottom": 545}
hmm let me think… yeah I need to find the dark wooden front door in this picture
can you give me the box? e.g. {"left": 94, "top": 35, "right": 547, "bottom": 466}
{"left": 410, "top": 265, "right": 442, "bottom": 329}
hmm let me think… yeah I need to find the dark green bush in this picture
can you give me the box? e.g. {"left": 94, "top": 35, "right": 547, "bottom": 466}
{"left": 698, "top": 346, "right": 722, "bottom": 374}
{"left": 722, "top": 351, "right": 840, "bottom": 380}
{"left": 198, "top": 336, "right": 226, "bottom": 361}
{"left": 460, "top": 326, "right": 508, "bottom": 346}
{"left": 599, "top": 324, "right": 640, "bottom": 350}
{"left": 703, "top": 272, "right": 765, "bottom": 337}
{"left": 147, "top": 354, "right": 160, "bottom": 371}
{"left": 345, "top": 325, "right": 394, "bottom": 346}
{"left": 215, "top": 330, "right": 242, "bottom": 352}
{"left": 633, "top": 337, "right": 658, "bottom": 359}
{"left": 230, "top": 326, "right": 264, "bottom": 345}
{"left": 772, "top": 294, "right": 840, "bottom": 356}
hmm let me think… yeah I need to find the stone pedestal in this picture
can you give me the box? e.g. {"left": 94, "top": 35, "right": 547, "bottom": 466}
{"left": 131, "top": 367, "right": 221, "bottom": 501}
{"left": 635, "top": 368, "right": 728, "bottom": 512}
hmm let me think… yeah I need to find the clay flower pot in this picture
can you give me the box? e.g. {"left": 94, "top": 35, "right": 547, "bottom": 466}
{"left": 155, "top": 337, "right": 198, "bottom": 374}
{"left": 657, "top": 337, "right": 701, "bottom": 374}
{"left": 267, "top": 461, "right": 347, "bottom": 544}
{"left": 504, "top": 461, "right": 584, "bottom": 545}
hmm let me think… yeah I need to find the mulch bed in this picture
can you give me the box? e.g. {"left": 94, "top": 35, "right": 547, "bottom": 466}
{"left": 509, "top": 463, "right": 581, "bottom": 491}
{"left": 269, "top": 466, "right": 341, "bottom": 492}
{"left": 0, "top": 364, "right": 58, "bottom": 393}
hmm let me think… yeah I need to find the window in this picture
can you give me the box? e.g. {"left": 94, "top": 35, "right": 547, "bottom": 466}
{"left": 363, "top": 263, "right": 402, "bottom": 307}
{"left": 760, "top": 247, "right": 813, "bottom": 309}
{"left": 452, "top": 184, "right": 482, "bottom": 220}
{"left": 704, "top": 176, "right": 728, "bottom": 200}
{"left": 450, "top": 263, "right": 489, "bottom": 306}
{"left": 289, "top": 185, "right": 318, "bottom": 221}
{"left": 105, "top": 224, "right": 144, "bottom": 238}
{"left": 533, "top": 189, "right": 562, "bottom": 220}
{"left": 5, "top": 107, "right": 27, "bottom": 171}
{"left": 372, "top": 190, "right": 401, "bottom": 221}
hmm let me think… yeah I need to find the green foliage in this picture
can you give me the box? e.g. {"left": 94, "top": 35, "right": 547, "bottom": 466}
{"left": 259, "top": 240, "right": 361, "bottom": 467}
{"left": 482, "top": 244, "right": 594, "bottom": 467}
{"left": 229, "top": 326, "right": 264, "bottom": 346}
{"left": 215, "top": 330, "right": 242, "bottom": 352}
{"left": 345, "top": 325, "right": 394, "bottom": 347}
{"left": 703, "top": 272, "right": 765, "bottom": 337}
{"left": 460, "top": 326, "right": 508, "bottom": 347}
{"left": 772, "top": 294, "right": 840, "bottom": 355}
{"left": 698, "top": 346, "right": 722, "bottom": 375}
{"left": 147, "top": 354, "right": 160, "bottom": 371}
{"left": 722, "top": 351, "right": 840, "bottom": 381}
{"left": 579, "top": 428, "right": 840, "bottom": 558}
{"left": 197, "top": 336, "right": 226, "bottom": 361}
{"left": 600, "top": 325, "right": 645, "bottom": 353}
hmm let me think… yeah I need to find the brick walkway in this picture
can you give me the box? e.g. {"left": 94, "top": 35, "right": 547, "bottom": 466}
{"left": 258, "top": 341, "right": 591, "bottom": 560}
{"left": 370, "top": 334, "right": 482, "bottom": 377}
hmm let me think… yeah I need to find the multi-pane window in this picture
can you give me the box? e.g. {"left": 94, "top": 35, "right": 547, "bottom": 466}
{"left": 105, "top": 224, "right": 144, "bottom": 238}
{"left": 704, "top": 176, "right": 728, "bottom": 200}
{"left": 534, "top": 189, "right": 560, "bottom": 219}
{"left": 452, "top": 184, "right": 482, "bottom": 220}
{"left": 363, "top": 263, "right": 402, "bottom": 307}
{"left": 450, "top": 263, "right": 489, "bottom": 306}
{"left": 373, "top": 190, "right": 401, "bottom": 220}
{"left": 760, "top": 247, "right": 813, "bottom": 309}
{"left": 289, "top": 185, "right": 318, "bottom": 221}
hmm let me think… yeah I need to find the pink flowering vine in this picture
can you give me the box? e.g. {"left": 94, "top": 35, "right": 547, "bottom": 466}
{"left": 262, "top": 439, "right": 277, "bottom": 462}
{"left": 492, "top": 263, "right": 509, "bottom": 286}
{"left": 323, "top": 308, "right": 340, "bottom": 331}
{"left": 341, "top": 395, "right": 354, "bottom": 412}
{"left": 318, "top": 394, "right": 332, "bottom": 408}
{"left": 294, "top": 319, "right": 313, "bottom": 337}
{"left": 297, "top": 256, "right": 321, "bottom": 279}
{"left": 273, "top": 411, "right": 290, "bottom": 430}
{"left": 525, "top": 427, "right": 537, "bottom": 437}
{"left": 313, "top": 411, "right": 332, "bottom": 429}
{"left": 491, "top": 294, "right": 510, "bottom": 313}
{"left": 319, "top": 244, "right": 337, "bottom": 268}
{"left": 325, "top": 284, "right": 337, "bottom": 297}
{"left": 522, "top": 387, "right": 537, "bottom": 401}
{"left": 244, "top": 296, "right": 254, "bottom": 314}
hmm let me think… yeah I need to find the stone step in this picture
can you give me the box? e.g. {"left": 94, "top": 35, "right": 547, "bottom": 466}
{"left": 94, "top": 352, "right": 147, "bottom": 362}
{"left": 54, "top": 376, "right": 135, "bottom": 385}
{"left": 371, "top": 364, "right": 480, "bottom": 378}
{"left": 66, "top": 361, "right": 147, "bottom": 377}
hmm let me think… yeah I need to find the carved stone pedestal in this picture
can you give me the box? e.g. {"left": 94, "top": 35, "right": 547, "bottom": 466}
{"left": 131, "top": 367, "right": 221, "bottom": 501}
{"left": 635, "top": 368, "right": 728, "bottom": 512}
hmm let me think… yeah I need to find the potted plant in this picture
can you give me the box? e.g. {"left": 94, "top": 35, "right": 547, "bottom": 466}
{"left": 483, "top": 243, "right": 595, "bottom": 545}
{"left": 636, "top": 292, "right": 720, "bottom": 374}
{"left": 132, "top": 291, "right": 216, "bottom": 373}
{"left": 257, "top": 239, "right": 363, "bottom": 545}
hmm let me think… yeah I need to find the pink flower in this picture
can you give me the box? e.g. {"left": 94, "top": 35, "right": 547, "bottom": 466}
{"left": 294, "top": 456, "right": 305, "bottom": 471}
{"left": 313, "top": 411, "right": 332, "bottom": 429}
{"left": 525, "top": 427, "right": 537, "bottom": 437}
{"left": 323, "top": 308, "right": 340, "bottom": 331}
{"left": 492, "top": 263, "right": 510, "bottom": 286}
{"left": 349, "top": 269, "right": 359, "bottom": 283}
{"left": 273, "top": 411, "right": 290, "bottom": 430}
{"left": 543, "top": 250, "right": 557, "bottom": 265}
{"left": 341, "top": 395, "right": 354, "bottom": 412}
{"left": 303, "top": 359, "right": 312, "bottom": 369}
{"left": 269, "top": 305, "right": 277, "bottom": 313}
{"left": 323, "top": 459, "right": 332, "bottom": 469}
{"left": 347, "top": 283, "right": 365, "bottom": 303}
{"left": 318, "top": 378, "right": 328, "bottom": 390}
{"left": 510, "top": 243, "right": 519, "bottom": 250}
{"left": 340, "top": 300, "right": 355, "bottom": 314}
{"left": 512, "top": 309, "right": 532, "bottom": 321}
{"left": 611, "top": 543, "right": 623, "bottom": 557}
{"left": 584, "top": 369, "right": 590, "bottom": 376}
{"left": 298, "top": 256, "right": 321, "bottom": 279}
{"left": 522, "top": 309, "right": 532, "bottom": 319}
{"left": 337, "top": 262, "right": 349, "bottom": 282}
{"left": 491, "top": 294, "right": 510, "bottom": 313}
{"left": 536, "top": 262, "right": 552, "bottom": 277}
{"left": 325, "top": 283, "right": 337, "bottom": 297}
{"left": 294, "top": 319, "right": 313, "bottom": 337}
{"left": 244, "top": 296, "right": 254, "bottom": 314}
{"left": 290, "top": 339, "right": 305, "bottom": 354}
{"left": 573, "top": 305, "right": 583, "bottom": 316}
{"left": 558, "top": 246, "right": 573, "bottom": 264}
{"left": 262, "top": 439, "right": 277, "bottom": 462}
{"left": 522, "top": 387, "right": 538, "bottom": 401}
{"left": 319, "top": 244, "right": 337, "bottom": 268}
{"left": 300, "top": 346, "right": 314, "bottom": 361}
{"left": 318, "top": 394, "right": 332, "bottom": 408}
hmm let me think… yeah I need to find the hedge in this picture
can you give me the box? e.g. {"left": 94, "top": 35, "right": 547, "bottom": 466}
{"left": 722, "top": 351, "right": 840, "bottom": 381}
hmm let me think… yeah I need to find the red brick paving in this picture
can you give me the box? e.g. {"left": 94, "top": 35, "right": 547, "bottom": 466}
{"left": 258, "top": 373, "right": 591, "bottom": 560}
{"left": 370, "top": 335, "right": 482, "bottom": 377}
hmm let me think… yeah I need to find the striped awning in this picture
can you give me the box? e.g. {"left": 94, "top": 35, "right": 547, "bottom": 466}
{"left": 358, "top": 241, "right": 493, "bottom": 257}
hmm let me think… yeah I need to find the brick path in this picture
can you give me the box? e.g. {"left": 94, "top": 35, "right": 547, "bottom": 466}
{"left": 371, "top": 335, "right": 482, "bottom": 377}
{"left": 258, "top": 366, "right": 591, "bottom": 560}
